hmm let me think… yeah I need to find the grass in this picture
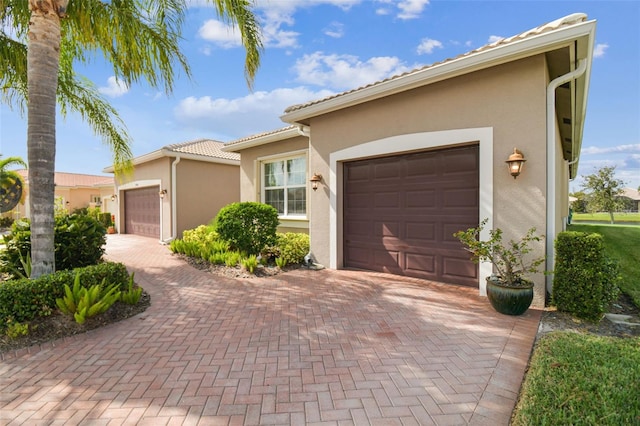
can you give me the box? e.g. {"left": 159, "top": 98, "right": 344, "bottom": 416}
{"left": 512, "top": 332, "right": 640, "bottom": 425}
{"left": 513, "top": 224, "right": 640, "bottom": 424}
{"left": 568, "top": 224, "right": 640, "bottom": 307}
{"left": 572, "top": 212, "right": 640, "bottom": 223}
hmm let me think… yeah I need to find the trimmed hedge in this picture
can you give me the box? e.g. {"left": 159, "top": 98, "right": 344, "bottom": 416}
{"left": 274, "top": 233, "right": 310, "bottom": 265}
{"left": 552, "top": 231, "right": 620, "bottom": 322}
{"left": 0, "top": 262, "right": 130, "bottom": 327}
{"left": 214, "top": 202, "right": 279, "bottom": 255}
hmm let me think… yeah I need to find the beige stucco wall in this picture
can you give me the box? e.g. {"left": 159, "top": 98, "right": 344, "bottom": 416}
{"left": 304, "top": 55, "right": 551, "bottom": 307}
{"left": 235, "top": 135, "right": 310, "bottom": 233}
{"left": 174, "top": 159, "right": 240, "bottom": 237}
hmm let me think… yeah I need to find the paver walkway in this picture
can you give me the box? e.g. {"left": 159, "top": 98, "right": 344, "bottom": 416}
{"left": 0, "top": 235, "right": 540, "bottom": 425}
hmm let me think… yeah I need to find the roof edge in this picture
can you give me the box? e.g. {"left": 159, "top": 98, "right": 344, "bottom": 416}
{"left": 222, "top": 127, "right": 304, "bottom": 152}
{"left": 281, "top": 19, "right": 596, "bottom": 124}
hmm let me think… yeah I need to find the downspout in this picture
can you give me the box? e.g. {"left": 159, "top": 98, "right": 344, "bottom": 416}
{"left": 170, "top": 156, "right": 181, "bottom": 241}
{"left": 546, "top": 58, "right": 587, "bottom": 292}
{"left": 297, "top": 125, "right": 310, "bottom": 137}
{"left": 296, "top": 124, "right": 318, "bottom": 267}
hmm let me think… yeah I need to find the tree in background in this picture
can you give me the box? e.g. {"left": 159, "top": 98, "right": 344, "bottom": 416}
{"left": 580, "top": 166, "right": 625, "bottom": 224}
{"left": 1, "top": 0, "right": 262, "bottom": 278}
{"left": 569, "top": 190, "right": 588, "bottom": 213}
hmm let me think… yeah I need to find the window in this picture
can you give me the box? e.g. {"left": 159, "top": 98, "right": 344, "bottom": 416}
{"left": 263, "top": 156, "right": 306, "bottom": 217}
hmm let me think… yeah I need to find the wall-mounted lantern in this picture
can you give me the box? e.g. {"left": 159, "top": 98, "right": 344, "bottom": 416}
{"left": 110, "top": 194, "right": 117, "bottom": 202}
{"left": 310, "top": 173, "right": 323, "bottom": 191}
{"left": 159, "top": 189, "right": 167, "bottom": 198}
{"left": 505, "top": 148, "right": 526, "bottom": 179}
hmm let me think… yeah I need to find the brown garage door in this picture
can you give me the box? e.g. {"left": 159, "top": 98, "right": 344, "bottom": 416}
{"left": 344, "top": 145, "right": 479, "bottom": 286}
{"left": 124, "top": 186, "right": 160, "bottom": 238}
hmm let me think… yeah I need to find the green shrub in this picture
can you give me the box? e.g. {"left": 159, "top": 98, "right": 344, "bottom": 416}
{"left": 224, "top": 251, "right": 242, "bottom": 267}
{"left": 214, "top": 202, "right": 279, "bottom": 255}
{"left": 182, "top": 224, "right": 218, "bottom": 245}
{"left": 0, "top": 214, "right": 106, "bottom": 278}
{"left": 209, "top": 252, "right": 227, "bottom": 265}
{"left": 553, "top": 231, "right": 621, "bottom": 322}
{"left": 5, "top": 319, "right": 29, "bottom": 339}
{"left": 275, "top": 232, "right": 310, "bottom": 265}
{"left": 0, "top": 216, "right": 14, "bottom": 228}
{"left": 120, "top": 274, "right": 143, "bottom": 305}
{"left": 56, "top": 273, "right": 121, "bottom": 325}
{"left": 275, "top": 257, "right": 287, "bottom": 269}
{"left": 0, "top": 262, "right": 131, "bottom": 327}
{"left": 241, "top": 255, "right": 259, "bottom": 274}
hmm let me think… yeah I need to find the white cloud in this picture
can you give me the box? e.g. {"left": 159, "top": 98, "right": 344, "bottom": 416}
{"left": 396, "top": 0, "right": 429, "bottom": 20}
{"left": 98, "top": 77, "right": 129, "bottom": 98}
{"left": 198, "top": 19, "right": 242, "bottom": 48}
{"left": 293, "top": 52, "right": 411, "bottom": 90}
{"left": 593, "top": 43, "right": 609, "bottom": 58}
{"left": 416, "top": 38, "right": 443, "bottom": 55}
{"left": 323, "top": 22, "right": 345, "bottom": 38}
{"left": 488, "top": 35, "right": 504, "bottom": 44}
{"left": 174, "top": 87, "right": 334, "bottom": 136}
{"left": 581, "top": 144, "right": 640, "bottom": 155}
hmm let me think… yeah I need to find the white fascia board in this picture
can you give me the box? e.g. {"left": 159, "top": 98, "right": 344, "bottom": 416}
{"left": 282, "top": 21, "right": 596, "bottom": 124}
{"left": 160, "top": 149, "right": 240, "bottom": 166}
{"left": 222, "top": 127, "right": 302, "bottom": 152}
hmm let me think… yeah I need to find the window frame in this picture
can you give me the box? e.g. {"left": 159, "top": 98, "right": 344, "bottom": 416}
{"left": 260, "top": 151, "right": 308, "bottom": 219}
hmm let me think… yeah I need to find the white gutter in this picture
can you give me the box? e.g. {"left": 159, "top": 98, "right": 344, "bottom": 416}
{"left": 546, "top": 58, "right": 587, "bottom": 292}
{"left": 297, "top": 125, "right": 310, "bottom": 137}
{"left": 170, "top": 156, "right": 181, "bottom": 241}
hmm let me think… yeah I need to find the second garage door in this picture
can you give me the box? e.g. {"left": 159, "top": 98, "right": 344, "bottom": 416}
{"left": 124, "top": 186, "right": 160, "bottom": 238}
{"left": 344, "top": 145, "right": 479, "bottom": 286}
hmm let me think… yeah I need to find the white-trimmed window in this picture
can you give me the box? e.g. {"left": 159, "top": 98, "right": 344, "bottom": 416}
{"left": 262, "top": 156, "right": 306, "bottom": 217}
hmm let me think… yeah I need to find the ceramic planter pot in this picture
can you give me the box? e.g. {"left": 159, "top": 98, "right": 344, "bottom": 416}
{"left": 486, "top": 277, "right": 534, "bottom": 316}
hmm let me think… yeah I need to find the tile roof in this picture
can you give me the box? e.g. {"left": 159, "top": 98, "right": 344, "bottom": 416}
{"left": 164, "top": 138, "right": 240, "bottom": 161}
{"left": 284, "top": 13, "right": 588, "bottom": 114}
{"left": 621, "top": 188, "right": 640, "bottom": 201}
{"left": 14, "top": 170, "right": 113, "bottom": 187}
{"left": 224, "top": 126, "right": 297, "bottom": 147}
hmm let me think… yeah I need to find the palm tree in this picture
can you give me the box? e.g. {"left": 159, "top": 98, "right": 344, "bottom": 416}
{"left": 0, "top": 156, "right": 27, "bottom": 213}
{"left": 1, "top": 0, "right": 262, "bottom": 277}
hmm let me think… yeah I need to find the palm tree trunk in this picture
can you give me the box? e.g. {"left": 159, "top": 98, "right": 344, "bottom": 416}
{"left": 27, "top": 1, "right": 63, "bottom": 278}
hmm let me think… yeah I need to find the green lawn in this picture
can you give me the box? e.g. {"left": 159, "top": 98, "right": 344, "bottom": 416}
{"left": 568, "top": 224, "right": 640, "bottom": 307}
{"left": 572, "top": 212, "right": 640, "bottom": 223}
{"left": 512, "top": 332, "right": 640, "bottom": 425}
{"left": 513, "top": 224, "right": 640, "bottom": 424}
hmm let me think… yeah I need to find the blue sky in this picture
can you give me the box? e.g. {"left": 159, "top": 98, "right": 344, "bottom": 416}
{"left": 1, "top": 0, "right": 638, "bottom": 190}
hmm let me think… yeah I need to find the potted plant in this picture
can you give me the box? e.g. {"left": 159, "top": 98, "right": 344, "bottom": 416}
{"left": 454, "top": 219, "right": 545, "bottom": 315}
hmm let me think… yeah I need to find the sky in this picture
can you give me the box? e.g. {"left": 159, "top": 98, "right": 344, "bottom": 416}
{"left": 1, "top": 0, "right": 638, "bottom": 191}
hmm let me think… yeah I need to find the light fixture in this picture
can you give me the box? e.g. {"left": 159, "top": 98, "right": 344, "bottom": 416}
{"left": 110, "top": 194, "right": 117, "bottom": 202}
{"left": 310, "top": 173, "right": 323, "bottom": 191}
{"left": 159, "top": 189, "right": 167, "bottom": 198}
{"left": 505, "top": 148, "right": 526, "bottom": 179}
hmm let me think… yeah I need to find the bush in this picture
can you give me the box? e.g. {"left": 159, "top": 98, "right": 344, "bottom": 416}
{"left": 553, "top": 231, "right": 621, "bottom": 322}
{"left": 0, "top": 217, "right": 14, "bottom": 228}
{"left": 56, "top": 272, "right": 121, "bottom": 325}
{"left": 274, "top": 233, "right": 310, "bottom": 265}
{"left": 0, "top": 262, "right": 131, "bottom": 327}
{"left": 0, "top": 214, "right": 106, "bottom": 277}
{"left": 214, "top": 202, "right": 279, "bottom": 255}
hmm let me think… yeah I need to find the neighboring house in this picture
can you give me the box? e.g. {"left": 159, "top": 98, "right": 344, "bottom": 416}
{"left": 5, "top": 170, "right": 115, "bottom": 219}
{"left": 619, "top": 188, "right": 640, "bottom": 212}
{"left": 104, "top": 139, "right": 240, "bottom": 241}
{"left": 224, "top": 13, "right": 596, "bottom": 308}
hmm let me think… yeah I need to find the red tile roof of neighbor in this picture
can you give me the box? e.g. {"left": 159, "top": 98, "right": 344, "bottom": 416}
{"left": 14, "top": 170, "right": 113, "bottom": 188}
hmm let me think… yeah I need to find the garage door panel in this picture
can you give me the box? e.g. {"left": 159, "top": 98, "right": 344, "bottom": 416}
{"left": 344, "top": 145, "right": 479, "bottom": 287}
{"left": 406, "top": 190, "right": 437, "bottom": 208}
{"left": 405, "top": 252, "right": 436, "bottom": 273}
{"left": 443, "top": 188, "right": 479, "bottom": 208}
{"left": 374, "top": 162, "right": 401, "bottom": 179}
{"left": 124, "top": 186, "right": 160, "bottom": 238}
{"left": 374, "top": 192, "right": 401, "bottom": 208}
{"left": 405, "top": 222, "right": 436, "bottom": 241}
{"left": 375, "top": 221, "right": 399, "bottom": 237}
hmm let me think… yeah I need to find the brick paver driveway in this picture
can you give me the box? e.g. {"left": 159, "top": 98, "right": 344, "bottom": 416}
{"left": 1, "top": 235, "right": 540, "bottom": 425}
